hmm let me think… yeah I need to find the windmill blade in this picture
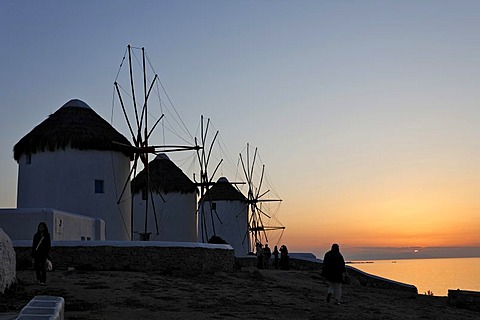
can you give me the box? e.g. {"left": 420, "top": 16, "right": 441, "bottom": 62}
{"left": 246, "top": 144, "right": 250, "bottom": 183}
{"left": 238, "top": 153, "right": 252, "bottom": 191}
{"left": 117, "top": 153, "right": 141, "bottom": 205}
{"left": 130, "top": 158, "right": 139, "bottom": 240}
{"left": 139, "top": 48, "right": 151, "bottom": 168}
{"left": 257, "top": 198, "right": 283, "bottom": 203}
{"left": 207, "top": 159, "right": 223, "bottom": 185}
{"left": 249, "top": 146, "right": 258, "bottom": 188}
{"left": 145, "top": 158, "right": 167, "bottom": 236}
{"left": 195, "top": 137, "right": 204, "bottom": 177}
{"left": 200, "top": 116, "right": 209, "bottom": 175}
{"left": 202, "top": 116, "right": 210, "bottom": 150}
{"left": 146, "top": 113, "right": 164, "bottom": 140}
{"left": 255, "top": 164, "right": 265, "bottom": 200}
{"left": 206, "top": 130, "right": 219, "bottom": 166}
{"left": 114, "top": 82, "right": 136, "bottom": 143}
{"left": 255, "top": 211, "right": 269, "bottom": 243}
{"left": 147, "top": 172, "right": 166, "bottom": 203}
{"left": 113, "top": 142, "right": 201, "bottom": 155}
{"left": 151, "top": 145, "right": 202, "bottom": 153}
{"left": 254, "top": 204, "right": 272, "bottom": 219}
{"left": 127, "top": 45, "right": 141, "bottom": 130}
{"left": 139, "top": 47, "right": 148, "bottom": 134}
{"left": 243, "top": 144, "right": 258, "bottom": 190}
{"left": 139, "top": 75, "right": 160, "bottom": 136}
{"left": 148, "top": 187, "right": 160, "bottom": 236}
{"left": 240, "top": 203, "right": 254, "bottom": 245}
{"left": 261, "top": 225, "right": 286, "bottom": 231}
{"left": 209, "top": 202, "right": 217, "bottom": 237}
{"left": 208, "top": 193, "right": 223, "bottom": 226}
{"left": 244, "top": 209, "right": 257, "bottom": 245}
{"left": 199, "top": 203, "right": 206, "bottom": 242}
{"left": 139, "top": 152, "right": 149, "bottom": 167}
{"left": 142, "top": 158, "right": 150, "bottom": 237}
{"left": 201, "top": 184, "right": 225, "bottom": 240}
{"left": 257, "top": 189, "right": 270, "bottom": 200}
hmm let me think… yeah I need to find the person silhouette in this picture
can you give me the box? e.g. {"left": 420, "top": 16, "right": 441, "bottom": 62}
{"left": 31, "top": 222, "right": 52, "bottom": 285}
{"left": 272, "top": 245, "right": 280, "bottom": 269}
{"left": 263, "top": 244, "right": 271, "bottom": 269}
{"left": 321, "top": 243, "right": 346, "bottom": 305}
{"left": 256, "top": 242, "right": 264, "bottom": 269}
{"left": 279, "top": 245, "right": 289, "bottom": 270}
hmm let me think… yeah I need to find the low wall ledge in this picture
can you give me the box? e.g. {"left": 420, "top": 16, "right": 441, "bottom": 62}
{"left": 13, "top": 240, "right": 233, "bottom": 250}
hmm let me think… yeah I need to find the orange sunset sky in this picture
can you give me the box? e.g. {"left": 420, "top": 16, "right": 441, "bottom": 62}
{"left": 1, "top": 1, "right": 479, "bottom": 260}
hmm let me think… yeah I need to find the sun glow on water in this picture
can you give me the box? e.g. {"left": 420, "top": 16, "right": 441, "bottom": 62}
{"left": 351, "top": 257, "right": 480, "bottom": 296}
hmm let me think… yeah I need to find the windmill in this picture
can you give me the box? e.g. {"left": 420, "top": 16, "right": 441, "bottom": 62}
{"left": 194, "top": 116, "right": 223, "bottom": 242}
{"left": 195, "top": 142, "right": 284, "bottom": 254}
{"left": 192, "top": 116, "right": 246, "bottom": 244}
{"left": 112, "top": 45, "right": 200, "bottom": 240}
{"left": 238, "top": 143, "right": 285, "bottom": 249}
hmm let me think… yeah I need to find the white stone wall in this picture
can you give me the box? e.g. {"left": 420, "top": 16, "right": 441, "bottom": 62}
{"left": 0, "top": 228, "right": 16, "bottom": 293}
{"left": 0, "top": 208, "right": 105, "bottom": 241}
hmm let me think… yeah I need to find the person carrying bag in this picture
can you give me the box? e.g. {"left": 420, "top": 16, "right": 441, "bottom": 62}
{"left": 31, "top": 222, "right": 52, "bottom": 285}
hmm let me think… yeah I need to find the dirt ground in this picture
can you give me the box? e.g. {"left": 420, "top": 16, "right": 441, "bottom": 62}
{"left": 1, "top": 267, "right": 479, "bottom": 320}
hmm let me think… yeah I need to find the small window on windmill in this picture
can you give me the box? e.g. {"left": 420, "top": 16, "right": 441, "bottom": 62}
{"left": 95, "top": 179, "right": 105, "bottom": 194}
{"left": 141, "top": 188, "right": 148, "bottom": 200}
{"left": 26, "top": 154, "right": 32, "bottom": 165}
{"left": 55, "top": 217, "right": 64, "bottom": 234}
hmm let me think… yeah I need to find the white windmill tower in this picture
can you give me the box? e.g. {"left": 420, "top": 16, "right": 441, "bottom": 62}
{"left": 14, "top": 99, "right": 133, "bottom": 240}
{"left": 198, "top": 176, "right": 248, "bottom": 254}
{"left": 130, "top": 153, "right": 197, "bottom": 241}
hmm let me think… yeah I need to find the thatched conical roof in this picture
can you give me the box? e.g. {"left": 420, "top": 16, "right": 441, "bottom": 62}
{"left": 200, "top": 177, "right": 247, "bottom": 202}
{"left": 13, "top": 99, "right": 133, "bottom": 161}
{"left": 131, "top": 154, "right": 197, "bottom": 194}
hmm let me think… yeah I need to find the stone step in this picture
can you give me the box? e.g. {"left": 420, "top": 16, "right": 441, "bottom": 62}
{"left": 15, "top": 296, "right": 64, "bottom": 320}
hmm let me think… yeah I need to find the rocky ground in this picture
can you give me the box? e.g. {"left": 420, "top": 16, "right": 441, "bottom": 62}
{"left": 1, "top": 267, "right": 479, "bottom": 319}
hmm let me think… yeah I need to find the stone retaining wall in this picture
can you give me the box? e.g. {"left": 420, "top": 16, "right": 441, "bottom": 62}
{"left": 14, "top": 241, "right": 417, "bottom": 296}
{"left": 236, "top": 256, "right": 418, "bottom": 296}
{"left": 14, "top": 241, "right": 235, "bottom": 275}
{"left": 448, "top": 289, "right": 480, "bottom": 312}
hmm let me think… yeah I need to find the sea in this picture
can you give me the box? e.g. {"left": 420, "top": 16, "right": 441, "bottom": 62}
{"left": 349, "top": 257, "right": 480, "bottom": 296}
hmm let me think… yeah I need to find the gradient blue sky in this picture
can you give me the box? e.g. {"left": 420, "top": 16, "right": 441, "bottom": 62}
{"left": 1, "top": 1, "right": 480, "bottom": 260}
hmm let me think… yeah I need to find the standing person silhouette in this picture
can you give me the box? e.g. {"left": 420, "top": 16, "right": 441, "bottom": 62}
{"left": 263, "top": 244, "right": 271, "bottom": 269}
{"left": 279, "top": 245, "right": 289, "bottom": 270}
{"left": 255, "top": 242, "right": 264, "bottom": 269}
{"left": 272, "top": 245, "right": 280, "bottom": 269}
{"left": 31, "top": 222, "right": 51, "bottom": 285}
{"left": 322, "top": 243, "right": 346, "bottom": 305}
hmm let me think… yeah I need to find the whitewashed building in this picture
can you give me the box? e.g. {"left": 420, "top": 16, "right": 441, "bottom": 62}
{"left": 0, "top": 208, "right": 105, "bottom": 241}
{"left": 13, "top": 99, "right": 133, "bottom": 240}
{"left": 131, "top": 154, "right": 197, "bottom": 242}
{"left": 198, "top": 177, "right": 249, "bottom": 255}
